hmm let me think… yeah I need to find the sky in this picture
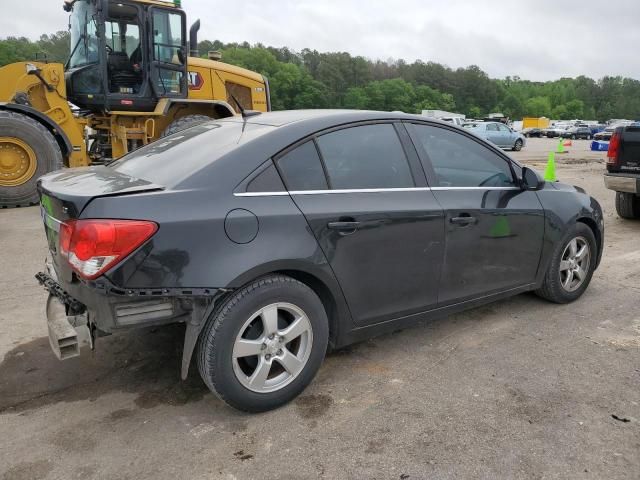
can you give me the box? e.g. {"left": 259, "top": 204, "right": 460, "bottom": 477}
{"left": 2, "top": 0, "right": 639, "bottom": 81}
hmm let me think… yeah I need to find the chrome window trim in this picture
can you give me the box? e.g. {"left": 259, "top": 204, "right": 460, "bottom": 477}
{"left": 234, "top": 186, "right": 521, "bottom": 197}
{"left": 233, "top": 191, "right": 290, "bottom": 197}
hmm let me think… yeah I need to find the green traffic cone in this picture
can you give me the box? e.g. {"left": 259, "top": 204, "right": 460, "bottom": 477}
{"left": 544, "top": 151, "right": 557, "bottom": 182}
{"left": 556, "top": 138, "right": 565, "bottom": 154}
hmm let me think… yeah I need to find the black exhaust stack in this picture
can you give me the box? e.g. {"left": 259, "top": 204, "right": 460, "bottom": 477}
{"left": 189, "top": 19, "right": 201, "bottom": 57}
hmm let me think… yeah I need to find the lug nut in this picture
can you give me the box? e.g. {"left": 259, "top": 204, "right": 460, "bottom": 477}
{"left": 261, "top": 343, "right": 267, "bottom": 350}
{"left": 269, "top": 334, "right": 275, "bottom": 340}
{"left": 277, "top": 349, "right": 283, "bottom": 355}
{"left": 265, "top": 354, "right": 271, "bottom": 360}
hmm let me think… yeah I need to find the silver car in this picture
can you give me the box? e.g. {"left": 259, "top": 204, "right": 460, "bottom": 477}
{"left": 463, "top": 121, "right": 526, "bottom": 151}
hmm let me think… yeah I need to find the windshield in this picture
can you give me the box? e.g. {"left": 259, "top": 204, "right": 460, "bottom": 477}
{"left": 69, "top": 0, "right": 99, "bottom": 68}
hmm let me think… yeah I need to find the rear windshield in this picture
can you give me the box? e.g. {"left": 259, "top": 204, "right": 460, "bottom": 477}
{"left": 109, "top": 120, "right": 274, "bottom": 186}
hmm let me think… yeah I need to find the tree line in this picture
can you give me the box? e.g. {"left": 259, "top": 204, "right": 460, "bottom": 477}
{"left": 2, "top": 32, "right": 639, "bottom": 121}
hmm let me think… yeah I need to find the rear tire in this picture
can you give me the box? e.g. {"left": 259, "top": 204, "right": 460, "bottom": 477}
{"left": 0, "top": 111, "right": 63, "bottom": 208}
{"left": 161, "top": 114, "right": 212, "bottom": 137}
{"left": 615, "top": 192, "right": 640, "bottom": 219}
{"left": 197, "top": 274, "right": 329, "bottom": 412}
{"left": 536, "top": 223, "right": 597, "bottom": 304}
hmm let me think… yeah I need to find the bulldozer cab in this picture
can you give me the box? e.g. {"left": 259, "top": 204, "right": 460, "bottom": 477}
{"left": 65, "top": 0, "right": 188, "bottom": 112}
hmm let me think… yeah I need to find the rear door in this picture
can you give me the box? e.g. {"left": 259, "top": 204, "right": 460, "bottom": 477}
{"left": 275, "top": 122, "right": 445, "bottom": 327}
{"left": 407, "top": 122, "right": 544, "bottom": 304}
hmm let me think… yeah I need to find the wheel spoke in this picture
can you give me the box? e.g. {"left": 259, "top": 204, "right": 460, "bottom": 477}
{"left": 562, "top": 270, "right": 574, "bottom": 289}
{"left": 559, "top": 260, "right": 572, "bottom": 271}
{"left": 261, "top": 305, "right": 279, "bottom": 336}
{"left": 277, "top": 348, "right": 304, "bottom": 376}
{"left": 576, "top": 244, "right": 589, "bottom": 261}
{"left": 280, "top": 314, "right": 311, "bottom": 342}
{"left": 568, "top": 239, "right": 578, "bottom": 257}
{"left": 574, "top": 266, "right": 586, "bottom": 281}
{"left": 248, "top": 358, "right": 271, "bottom": 389}
{"left": 233, "top": 338, "right": 264, "bottom": 359}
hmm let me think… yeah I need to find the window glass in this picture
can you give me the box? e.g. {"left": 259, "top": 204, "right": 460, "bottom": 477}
{"left": 410, "top": 124, "right": 515, "bottom": 188}
{"left": 152, "top": 10, "right": 183, "bottom": 64}
{"left": 316, "top": 124, "right": 414, "bottom": 189}
{"left": 497, "top": 124, "right": 510, "bottom": 132}
{"left": 277, "top": 141, "right": 328, "bottom": 191}
{"left": 246, "top": 163, "right": 285, "bottom": 192}
{"left": 487, "top": 123, "right": 499, "bottom": 131}
{"left": 156, "top": 69, "right": 183, "bottom": 94}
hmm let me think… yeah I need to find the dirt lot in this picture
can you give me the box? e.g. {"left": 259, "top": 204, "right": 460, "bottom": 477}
{"left": 0, "top": 139, "right": 638, "bottom": 480}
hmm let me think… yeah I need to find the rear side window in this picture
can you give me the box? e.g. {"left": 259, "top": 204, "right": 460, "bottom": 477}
{"left": 276, "top": 141, "right": 328, "bottom": 191}
{"left": 316, "top": 124, "right": 414, "bottom": 189}
{"left": 410, "top": 124, "right": 515, "bottom": 188}
{"left": 246, "top": 163, "right": 285, "bottom": 192}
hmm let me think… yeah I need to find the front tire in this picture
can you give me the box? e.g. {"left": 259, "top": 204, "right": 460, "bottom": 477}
{"left": 513, "top": 139, "right": 523, "bottom": 151}
{"left": 536, "top": 223, "right": 597, "bottom": 303}
{"left": 615, "top": 192, "right": 640, "bottom": 219}
{"left": 0, "top": 111, "right": 63, "bottom": 208}
{"left": 197, "top": 275, "right": 329, "bottom": 412}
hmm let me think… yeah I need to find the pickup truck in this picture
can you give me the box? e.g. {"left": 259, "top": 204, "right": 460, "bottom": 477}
{"left": 604, "top": 125, "right": 640, "bottom": 218}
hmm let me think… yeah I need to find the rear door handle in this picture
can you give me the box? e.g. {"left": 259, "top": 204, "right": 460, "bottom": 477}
{"left": 450, "top": 215, "right": 477, "bottom": 226}
{"left": 327, "top": 221, "right": 361, "bottom": 234}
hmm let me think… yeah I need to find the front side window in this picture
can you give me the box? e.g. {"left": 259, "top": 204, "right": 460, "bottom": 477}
{"left": 410, "top": 124, "right": 515, "bottom": 188}
{"left": 316, "top": 124, "right": 414, "bottom": 189}
{"left": 487, "top": 123, "right": 499, "bottom": 132}
{"left": 497, "top": 124, "right": 511, "bottom": 133}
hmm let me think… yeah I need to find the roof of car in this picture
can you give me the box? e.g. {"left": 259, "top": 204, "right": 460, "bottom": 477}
{"left": 229, "top": 109, "right": 431, "bottom": 128}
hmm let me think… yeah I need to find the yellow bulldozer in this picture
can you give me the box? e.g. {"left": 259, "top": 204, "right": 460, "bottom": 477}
{"left": 0, "top": 0, "right": 271, "bottom": 207}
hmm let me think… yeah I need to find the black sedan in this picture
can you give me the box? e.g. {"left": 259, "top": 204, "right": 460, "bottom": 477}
{"left": 561, "top": 126, "right": 593, "bottom": 140}
{"left": 37, "top": 110, "right": 605, "bottom": 412}
{"left": 522, "top": 127, "right": 544, "bottom": 138}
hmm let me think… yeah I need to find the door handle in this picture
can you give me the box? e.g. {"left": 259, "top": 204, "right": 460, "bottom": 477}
{"left": 327, "top": 220, "right": 361, "bottom": 234}
{"left": 450, "top": 215, "right": 477, "bottom": 226}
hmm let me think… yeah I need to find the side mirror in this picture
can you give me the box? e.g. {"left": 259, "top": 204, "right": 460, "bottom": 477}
{"left": 521, "top": 166, "right": 544, "bottom": 191}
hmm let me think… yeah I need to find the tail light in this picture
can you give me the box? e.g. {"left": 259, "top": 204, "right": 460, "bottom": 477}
{"left": 607, "top": 131, "right": 621, "bottom": 165}
{"left": 59, "top": 219, "right": 158, "bottom": 280}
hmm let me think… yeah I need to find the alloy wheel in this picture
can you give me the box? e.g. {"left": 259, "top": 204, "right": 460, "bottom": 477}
{"left": 559, "top": 236, "right": 591, "bottom": 292}
{"left": 232, "top": 303, "right": 313, "bottom": 393}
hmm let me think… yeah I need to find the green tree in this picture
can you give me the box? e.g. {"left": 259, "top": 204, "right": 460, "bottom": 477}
{"left": 524, "top": 96, "right": 552, "bottom": 117}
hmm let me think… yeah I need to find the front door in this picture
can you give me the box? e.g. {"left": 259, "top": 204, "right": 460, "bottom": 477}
{"left": 407, "top": 122, "right": 545, "bottom": 304}
{"left": 274, "top": 123, "right": 445, "bottom": 327}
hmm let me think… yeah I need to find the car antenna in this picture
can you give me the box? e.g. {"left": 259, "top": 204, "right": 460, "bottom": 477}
{"left": 229, "top": 93, "right": 262, "bottom": 119}
{"left": 213, "top": 70, "right": 261, "bottom": 120}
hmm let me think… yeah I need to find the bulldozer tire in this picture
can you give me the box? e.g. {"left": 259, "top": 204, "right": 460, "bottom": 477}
{"left": 161, "top": 115, "right": 213, "bottom": 138}
{"left": 0, "top": 111, "right": 63, "bottom": 208}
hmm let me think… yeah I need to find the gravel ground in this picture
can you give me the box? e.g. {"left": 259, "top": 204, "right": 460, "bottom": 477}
{"left": 0, "top": 143, "right": 638, "bottom": 480}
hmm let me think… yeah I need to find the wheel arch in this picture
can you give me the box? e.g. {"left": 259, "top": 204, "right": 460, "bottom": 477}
{"left": 163, "top": 99, "right": 236, "bottom": 120}
{"left": 0, "top": 103, "right": 72, "bottom": 159}
{"left": 226, "top": 261, "right": 351, "bottom": 350}
{"left": 576, "top": 216, "right": 602, "bottom": 268}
